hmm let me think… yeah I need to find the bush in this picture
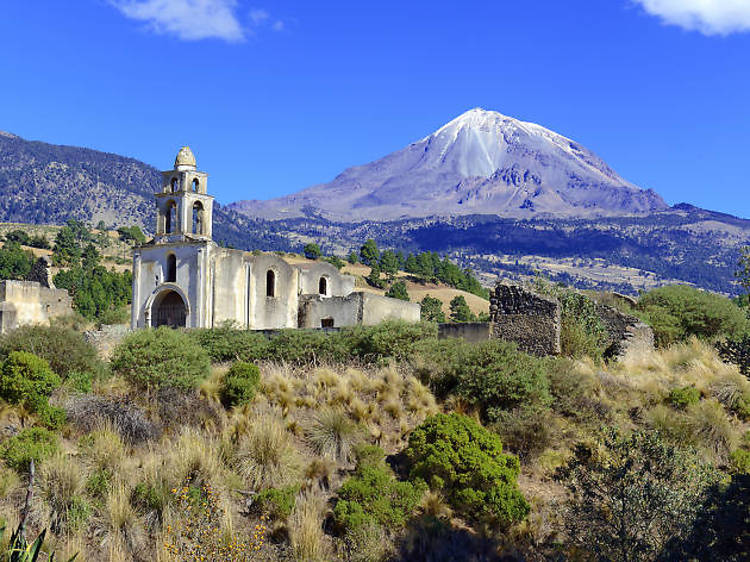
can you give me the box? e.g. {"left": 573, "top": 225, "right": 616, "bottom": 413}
{"left": 638, "top": 285, "right": 748, "bottom": 347}
{"left": 0, "top": 324, "right": 105, "bottom": 381}
{"left": 556, "top": 428, "right": 718, "bottom": 561}
{"left": 405, "top": 413, "right": 529, "bottom": 527}
{"left": 730, "top": 449, "right": 750, "bottom": 474}
{"left": 64, "top": 395, "right": 161, "bottom": 445}
{"left": 254, "top": 484, "right": 301, "bottom": 520}
{"left": 334, "top": 445, "right": 425, "bottom": 533}
{"left": 491, "top": 406, "right": 555, "bottom": 461}
{"left": 716, "top": 334, "right": 750, "bottom": 378}
{"left": 189, "top": 326, "right": 270, "bottom": 363}
{"left": 2, "top": 427, "right": 59, "bottom": 472}
{"left": 266, "top": 329, "right": 349, "bottom": 365}
{"left": 454, "top": 340, "right": 551, "bottom": 422}
{"left": 668, "top": 385, "right": 702, "bottom": 409}
{"left": 341, "top": 321, "right": 438, "bottom": 364}
{"left": 220, "top": 361, "right": 260, "bottom": 408}
{"left": 111, "top": 327, "right": 210, "bottom": 391}
{"left": 0, "top": 352, "right": 61, "bottom": 421}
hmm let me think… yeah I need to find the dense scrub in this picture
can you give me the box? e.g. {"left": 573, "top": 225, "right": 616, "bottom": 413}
{"left": 0, "top": 304, "right": 746, "bottom": 560}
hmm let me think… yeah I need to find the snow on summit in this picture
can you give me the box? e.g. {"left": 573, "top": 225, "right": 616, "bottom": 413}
{"left": 230, "top": 108, "right": 668, "bottom": 222}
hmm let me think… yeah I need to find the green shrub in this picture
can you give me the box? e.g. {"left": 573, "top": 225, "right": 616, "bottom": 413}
{"left": 668, "top": 385, "right": 702, "bottom": 409}
{"left": 254, "top": 484, "right": 301, "bottom": 520}
{"left": 454, "top": 340, "right": 551, "bottom": 422}
{"left": 111, "top": 327, "right": 210, "bottom": 391}
{"left": 220, "top": 361, "right": 260, "bottom": 408}
{"left": 266, "top": 329, "right": 350, "bottom": 365}
{"left": 730, "top": 449, "right": 750, "bottom": 474}
{"left": 408, "top": 338, "right": 465, "bottom": 397}
{"left": 189, "top": 326, "right": 270, "bottom": 363}
{"left": 2, "top": 427, "right": 59, "bottom": 472}
{"left": 716, "top": 334, "right": 750, "bottom": 378}
{"left": 0, "top": 325, "right": 105, "bottom": 381}
{"left": 0, "top": 351, "right": 61, "bottom": 416}
{"left": 638, "top": 285, "right": 748, "bottom": 347}
{"left": 333, "top": 445, "right": 425, "bottom": 533}
{"left": 491, "top": 405, "right": 555, "bottom": 461}
{"left": 405, "top": 413, "right": 529, "bottom": 527}
{"left": 341, "top": 321, "right": 438, "bottom": 364}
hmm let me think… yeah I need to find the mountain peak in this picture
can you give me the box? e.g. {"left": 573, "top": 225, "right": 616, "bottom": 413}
{"left": 0, "top": 131, "right": 18, "bottom": 139}
{"left": 230, "top": 109, "right": 669, "bottom": 222}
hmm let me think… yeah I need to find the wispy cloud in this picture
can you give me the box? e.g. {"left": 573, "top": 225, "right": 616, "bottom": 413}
{"left": 632, "top": 0, "right": 750, "bottom": 35}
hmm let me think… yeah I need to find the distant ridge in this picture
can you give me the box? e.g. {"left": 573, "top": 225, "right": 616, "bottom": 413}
{"left": 229, "top": 108, "right": 668, "bottom": 221}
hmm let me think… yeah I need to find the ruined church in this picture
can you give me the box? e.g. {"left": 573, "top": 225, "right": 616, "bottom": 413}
{"left": 130, "top": 147, "right": 419, "bottom": 330}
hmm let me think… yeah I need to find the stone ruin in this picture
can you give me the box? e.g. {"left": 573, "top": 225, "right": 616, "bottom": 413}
{"left": 487, "top": 281, "right": 654, "bottom": 359}
{"left": 489, "top": 283, "right": 562, "bottom": 356}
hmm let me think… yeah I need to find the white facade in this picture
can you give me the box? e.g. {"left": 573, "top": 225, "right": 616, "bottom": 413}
{"left": 131, "top": 148, "right": 420, "bottom": 330}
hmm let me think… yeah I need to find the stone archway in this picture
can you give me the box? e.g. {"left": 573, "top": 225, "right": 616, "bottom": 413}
{"left": 151, "top": 289, "right": 187, "bottom": 328}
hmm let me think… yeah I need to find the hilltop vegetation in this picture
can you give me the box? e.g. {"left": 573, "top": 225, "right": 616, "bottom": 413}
{"left": 0, "top": 278, "right": 745, "bottom": 560}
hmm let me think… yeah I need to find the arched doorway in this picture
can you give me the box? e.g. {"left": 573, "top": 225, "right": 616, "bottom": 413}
{"left": 152, "top": 290, "right": 187, "bottom": 328}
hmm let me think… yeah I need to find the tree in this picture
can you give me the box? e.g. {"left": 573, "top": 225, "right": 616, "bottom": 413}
{"left": 347, "top": 251, "right": 359, "bottom": 264}
{"left": 303, "top": 243, "right": 322, "bottom": 260}
{"left": 0, "top": 241, "right": 35, "bottom": 280}
{"left": 737, "top": 246, "right": 750, "bottom": 295}
{"left": 556, "top": 428, "right": 718, "bottom": 562}
{"left": 386, "top": 281, "right": 410, "bottom": 301}
{"left": 52, "top": 226, "right": 81, "bottom": 267}
{"left": 420, "top": 295, "right": 445, "bottom": 323}
{"left": 379, "top": 250, "right": 400, "bottom": 282}
{"left": 359, "top": 239, "right": 379, "bottom": 266}
{"left": 81, "top": 242, "right": 101, "bottom": 271}
{"left": 366, "top": 265, "right": 385, "bottom": 289}
{"left": 405, "top": 413, "right": 529, "bottom": 528}
{"left": 449, "top": 295, "right": 475, "bottom": 323}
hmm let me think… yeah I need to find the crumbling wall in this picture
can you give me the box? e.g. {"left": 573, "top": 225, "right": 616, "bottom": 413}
{"left": 0, "top": 280, "right": 73, "bottom": 333}
{"left": 595, "top": 304, "right": 655, "bottom": 360}
{"left": 489, "top": 283, "right": 561, "bottom": 356}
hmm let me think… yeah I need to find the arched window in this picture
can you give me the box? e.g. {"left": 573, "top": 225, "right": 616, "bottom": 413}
{"left": 266, "top": 270, "right": 276, "bottom": 297}
{"left": 319, "top": 276, "right": 328, "bottom": 296}
{"left": 171, "top": 177, "right": 179, "bottom": 192}
{"left": 192, "top": 202, "right": 204, "bottom": 235}
{"left": 166, "top": 254, "right": 176, "bottom": 283}
{"left": 165, "top": 201, "right": 177, "bottom": 234}
{"left": 192, "top": 178, "right": 200, "bottom": 192}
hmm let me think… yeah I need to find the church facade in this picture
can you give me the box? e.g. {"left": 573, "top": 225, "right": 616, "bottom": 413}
{"left": 130, "top": 147, "right": 420, "bottom": 330}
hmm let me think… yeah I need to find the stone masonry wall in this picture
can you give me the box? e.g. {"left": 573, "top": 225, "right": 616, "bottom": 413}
{"left": 489, "top": 283, "right": 561, "bottom": 356}
{"left": 595, "top": 303, "right": 655, "bottom": 360}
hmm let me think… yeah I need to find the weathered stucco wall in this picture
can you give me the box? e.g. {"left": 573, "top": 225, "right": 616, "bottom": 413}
{"left": 360, "top": 293, "right": 420, "bottom": 325}
{"left": 298, "top": 294, "right": 361, "bottom": 328}
{"left": 489, "top": 283, "right": 561, "bottom": 356}
{"left": 297, "top": 262, "right": 355, "bottom": 297}
{"left": 247, "top": 254, "right": 299, "bottom": 330}
{"left": 0, "top": 280, "right": 73, "bottom": 333}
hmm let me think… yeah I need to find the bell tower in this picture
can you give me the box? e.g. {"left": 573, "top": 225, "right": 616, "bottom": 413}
{"left": 154, "top": 146, "right": 214, "bottom": 243}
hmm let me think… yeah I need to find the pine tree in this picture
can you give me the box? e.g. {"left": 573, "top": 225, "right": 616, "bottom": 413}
{"left": 420, "top": 295, "right": 445, "bottom": 322}
{"left": 449, "top": 295, "right": 475, "bottom": 323}
{"left": 386, "top": 280, "right": 410, "bottom": 301}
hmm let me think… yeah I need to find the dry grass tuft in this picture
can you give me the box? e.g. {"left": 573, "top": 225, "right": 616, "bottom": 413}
{"left": 305, "top": 408, "right": 363, "bottom": 463}
{"left": 234, "top": 412, "right": 302, "bottom": 490}
{"left": 289, "top": 491, "right": 329, "bottom": 562}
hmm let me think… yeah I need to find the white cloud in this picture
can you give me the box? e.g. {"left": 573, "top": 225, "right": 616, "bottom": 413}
{"left": 111, "top": 0, "right": 245, "bottom": 41}
{"left": 633, "top": 0, "right": 750, "bottom": 35}
{"left": 249, "top": 8, "right": 269, "bottom": 25}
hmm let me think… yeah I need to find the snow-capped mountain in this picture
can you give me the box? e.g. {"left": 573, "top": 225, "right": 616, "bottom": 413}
{"left": 229, "top": 108, "right": 668, "bottom": 221}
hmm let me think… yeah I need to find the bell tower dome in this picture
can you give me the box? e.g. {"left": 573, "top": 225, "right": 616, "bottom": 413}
{"left": 154, "top": 146, "right": 214, "bottom": 242}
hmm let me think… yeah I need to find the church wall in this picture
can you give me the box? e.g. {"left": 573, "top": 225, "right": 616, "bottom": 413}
{"left": 247, "top": 254, "right": 298, "bottom": 330}
{"left": 132, "top": 243, "right": 207, "bottom": 328}
{"left": 297, "top": 294, "right": 362, "bottom": 328}
{"left": 211, "top": 249, "right": 247, "bottom": 327}
{"left": 297, "top": 262, "right": 355, "bottom": 297}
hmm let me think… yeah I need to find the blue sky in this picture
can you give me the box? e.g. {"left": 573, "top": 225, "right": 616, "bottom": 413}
{"left": 2, "top": 0, "right": 750, "bottom": 216}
